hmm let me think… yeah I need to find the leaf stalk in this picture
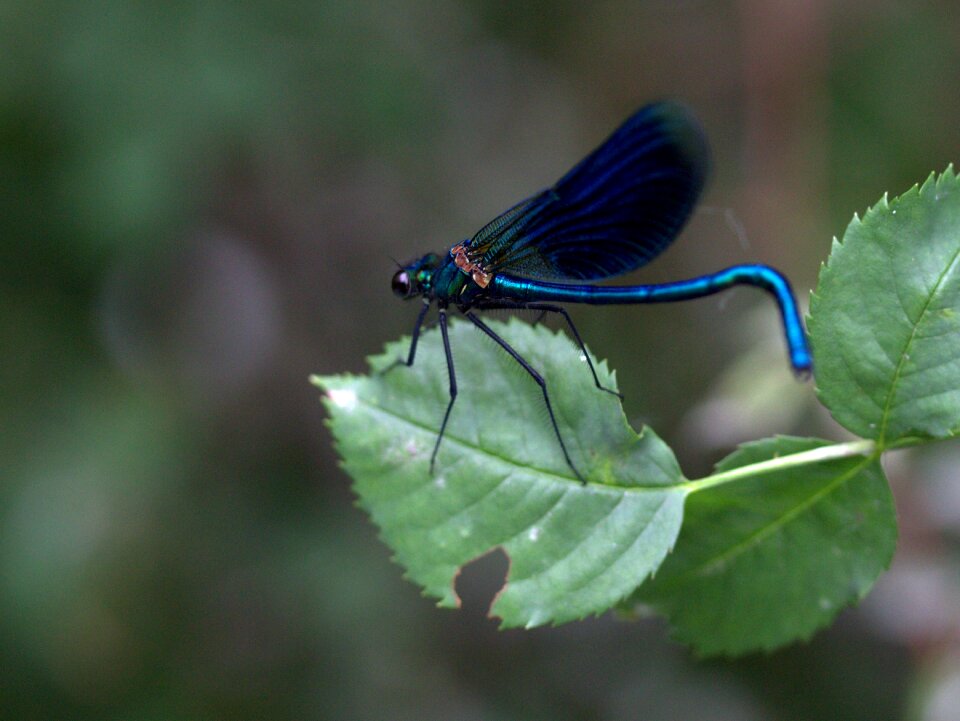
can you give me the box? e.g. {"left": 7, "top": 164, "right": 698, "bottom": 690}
{"left": 684, "top": 439, "right": 878, "bottom": 494}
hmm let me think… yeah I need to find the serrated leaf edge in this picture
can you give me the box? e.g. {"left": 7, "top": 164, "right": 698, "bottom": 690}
{"left": 809, "top": 165, "right": 960, "bottom": 443}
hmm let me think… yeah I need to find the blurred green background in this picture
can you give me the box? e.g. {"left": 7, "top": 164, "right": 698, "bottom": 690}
{"left": 4, "top": 2, "right": 960, "bottom": 719}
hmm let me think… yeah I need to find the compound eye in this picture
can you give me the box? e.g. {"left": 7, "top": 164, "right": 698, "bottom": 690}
{"left": 391, "top": 270, "right": 413, "bottom": 298}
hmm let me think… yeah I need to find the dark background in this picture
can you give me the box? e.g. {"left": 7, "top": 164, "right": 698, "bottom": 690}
{"left": 4, "top": 2, "right": 960, "bottom": 719}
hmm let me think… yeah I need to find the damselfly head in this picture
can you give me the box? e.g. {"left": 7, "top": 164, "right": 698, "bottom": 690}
{"left": 391, "top": 253, "right": 440, "bottom": 299}
{"left": 391, "top": 269, "right": 415, "bottom": 298}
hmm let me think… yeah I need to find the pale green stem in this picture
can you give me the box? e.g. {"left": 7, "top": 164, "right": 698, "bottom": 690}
{"left": 683, "top": 439, "right": 879, "bottom": 494}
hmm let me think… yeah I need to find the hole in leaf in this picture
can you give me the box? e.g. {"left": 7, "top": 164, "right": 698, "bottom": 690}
{"left": 453, "top": 547, "right": 510, "bottom": 619}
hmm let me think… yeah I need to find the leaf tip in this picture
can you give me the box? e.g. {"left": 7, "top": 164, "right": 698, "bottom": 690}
{"left": 326, "top": 386, "right": 359, "bottom": 412}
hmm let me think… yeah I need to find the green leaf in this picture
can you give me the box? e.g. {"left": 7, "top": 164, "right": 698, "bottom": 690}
{"left": 314, "top": 318, "right": 687, "bottom": 627}
{"left": 810, "top": 166, "right": 960, "bottom": 445}
{"left": 631, "top": 437, "right": 896, "bottom": 657}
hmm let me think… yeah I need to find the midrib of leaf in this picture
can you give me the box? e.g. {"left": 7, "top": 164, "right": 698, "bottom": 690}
{"left": 329, "top": 382, "right": 883, "bottom": 495}
{"left": 877, "top": 241, "right": 960, "bottom": 445}
{"left": 685, "top": 439, "right": 877, "bottom": 493}
{"left": 353, "top": 392, "right": 612, "bottom": 488}
{"left": 645, "top": 454, "right": 876, "bottom": 592}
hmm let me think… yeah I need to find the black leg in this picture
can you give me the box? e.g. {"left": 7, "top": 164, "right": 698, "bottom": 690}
{"left": 474, "top": 300, "right": 622, "bottom": 400}
{"left": 431, "top": 307, "right": 458, "bottom": 472}
{"left": 382, "top": 299, "right": 431, "bottom": 374}
{"left": 465, "top": 311, "right": 586, "bottom": 484}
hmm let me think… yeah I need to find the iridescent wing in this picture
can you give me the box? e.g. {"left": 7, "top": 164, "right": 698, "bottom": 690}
{"left": 469, "top": 102, "right": 710, "bottom": 281}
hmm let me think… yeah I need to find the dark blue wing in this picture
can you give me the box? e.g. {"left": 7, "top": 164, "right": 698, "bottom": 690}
{"left": 468, "top": 102, "right": 710, "bottom": 281}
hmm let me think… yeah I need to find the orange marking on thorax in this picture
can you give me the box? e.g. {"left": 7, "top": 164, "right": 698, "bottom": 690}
{"left": 450, "top": 242, "right": 492, "bottom": 288}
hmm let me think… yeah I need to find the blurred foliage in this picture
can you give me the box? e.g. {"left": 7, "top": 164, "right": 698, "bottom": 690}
{"left": 4, "top": 1, "right": 960, "bottom": 719}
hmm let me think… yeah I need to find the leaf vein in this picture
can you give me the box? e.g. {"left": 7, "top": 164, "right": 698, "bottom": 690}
{"left": 425, "top": 471, "right": 515, "bottom": 534}
{"left": 556, "top": 493, "right": 675, "bottom": 595}
{"left": 653, "top": 456, "right": 872, "bottom": 590}
{"left": 356, "top": 394, "right": 676, "bottom": 491}
{"left": 518, "top": 493, "right": 631, "bottom": 585}
{"left": 878, "top": 242, "right": 960, "bottom": 443}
